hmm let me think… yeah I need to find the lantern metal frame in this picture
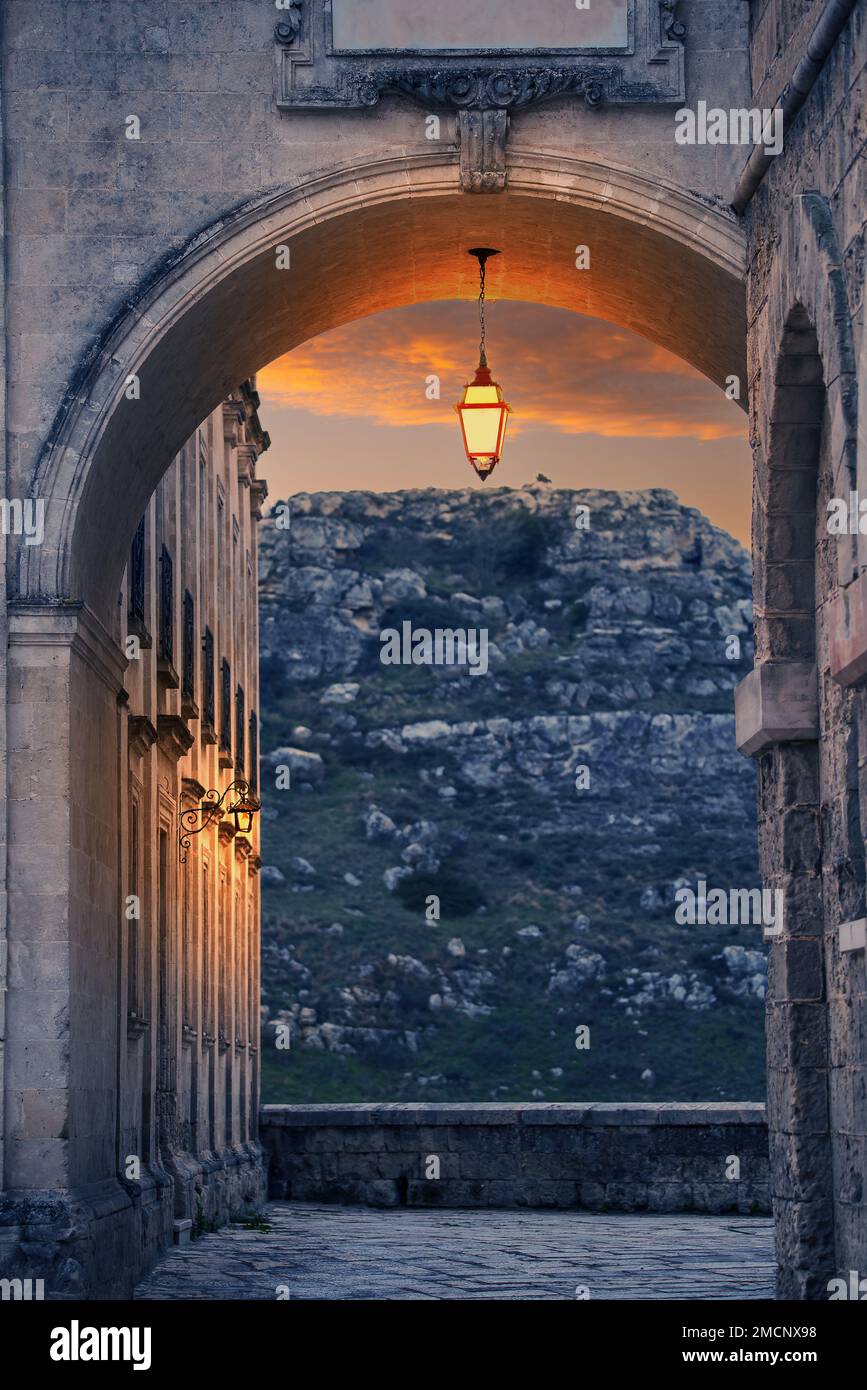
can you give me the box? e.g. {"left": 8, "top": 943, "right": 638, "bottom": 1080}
{"left": 179, "top": 779, "right": 259, "bottom": 862}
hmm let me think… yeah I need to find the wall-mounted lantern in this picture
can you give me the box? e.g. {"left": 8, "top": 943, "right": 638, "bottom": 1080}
{"left": 455, "top": 248, "right": 511, "bottom": 481}
{"left": 179, "top": 779, "right": 259, "bottom": 862}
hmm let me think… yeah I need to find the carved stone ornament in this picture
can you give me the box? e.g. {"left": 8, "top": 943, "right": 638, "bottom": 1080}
{"left": 458, "top": 109, "right": 509, "bottom": 193}
{"left": 660, "top": 2, "right": 687, "bottom": 41}
{"left": 276, "top": 1, "right": 685, "bottom": 114}
{"left": 275, "top": 2, "right": 683, "bottom": 193}
{"left": 274, "top": 1, "right": 303, "bottom": 49}
{"left": 385, "top": 67, "right": 611, "bottom": 112}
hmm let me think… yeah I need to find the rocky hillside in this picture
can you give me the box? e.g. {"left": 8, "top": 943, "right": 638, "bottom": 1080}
{"left": 257, "top": 486, "right": 766, "bottom": 1103}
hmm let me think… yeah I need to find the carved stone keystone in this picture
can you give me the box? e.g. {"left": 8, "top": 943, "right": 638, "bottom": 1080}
{"left": 458, "top": 110, "right": 509, "bottom": 192}
{"left": 735, "top": 662, "right": 819, "bottom": 757}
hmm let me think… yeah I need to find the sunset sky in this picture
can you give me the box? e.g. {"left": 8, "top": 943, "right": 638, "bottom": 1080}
{"left": 256, "top": 300, "right": 752, "bottom": 545}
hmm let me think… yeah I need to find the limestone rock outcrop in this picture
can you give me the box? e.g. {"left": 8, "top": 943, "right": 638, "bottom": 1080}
{"left": 258, "top": 487, "right": 764, "bottom": 1103}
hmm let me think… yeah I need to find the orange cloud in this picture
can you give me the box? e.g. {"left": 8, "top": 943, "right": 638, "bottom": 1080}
{"left": 258, "top": 301, "right": 745, "bottom": 443}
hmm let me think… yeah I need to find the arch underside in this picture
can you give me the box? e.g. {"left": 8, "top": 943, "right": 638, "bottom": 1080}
{"left": 30, "top": 155, "right": 747, "bottom": 624}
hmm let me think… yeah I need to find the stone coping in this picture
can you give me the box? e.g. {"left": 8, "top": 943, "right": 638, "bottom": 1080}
{"left": 261, "top": 1102, "right": 767, "bottom": 1127}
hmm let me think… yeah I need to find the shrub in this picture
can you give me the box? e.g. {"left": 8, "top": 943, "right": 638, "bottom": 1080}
{"left": 397, "top": 870, "right": 486, "bottom": 917}
{"left": 495, "top": 511, "right": 551, "bottom": 582}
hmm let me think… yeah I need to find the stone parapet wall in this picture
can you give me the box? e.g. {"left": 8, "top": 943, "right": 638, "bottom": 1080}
{"left": 260, "top": 1103, "right": 770, "bottom": 1214}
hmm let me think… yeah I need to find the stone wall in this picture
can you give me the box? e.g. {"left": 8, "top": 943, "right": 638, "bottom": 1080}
{"left": 742, "top": 0, "right": 867, "bottom": 1300}
{"left": 261, "top": 1103, "right": 770, "bottom": 1213}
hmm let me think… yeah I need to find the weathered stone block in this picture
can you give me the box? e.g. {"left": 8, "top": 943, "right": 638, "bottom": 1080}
{"left": 586, "top": 1103, "right": 660, "bottom": 1125}
{"left": 519, "top": 1105, "right": 593, "bottom": 1125}
{"left": 776, "top": 741, "right": 820, "bottom": 806}
{"left": 521, "top": 1125, "right": 584, "bottom": 1154}
{"left": 688, "top": 1182, "right": 740, "bottom": 1214}
{"left": 735, "top": 662, "right": 819, "bottom": 757}
{"left": 8, "top": 1088, "right": 68, "bottom": 1142}
{"left": 601, "top": 1182, "right": 649, "bottom": 1212}
{"left": 578, "top": 1181, "right": 606, "bottom": 1210}
{"left": 406, "top": 1179, "right": 447, "bottom": 1206}
{"left": 460, "top": 1153, "right": 518, "bottom": 1180}
{"left": 831, "top": 1133, "right": 866, "bottom": 1204}
{"left": 646, "top": 1181, "right": 688, "bottom": 1212}
{"left": 767, "top": 936, "right": 824, "bottom": 1001}
{"left": 342, "top": 1127, "right": 385, "bottom": 1153}
{"left": 383, "top": 1126, "right": 433, "bottom": 1152}
{"left": 336, "top": 1153, "right": 379, "bottom": 1180}
{"left": 394, "top": 1151, "right": 459, "bottom": 1180}
{"left": 760, "top": 614, "right": 815, "bottom": 661}
{"left": 777, "top": 872, "right": 824, "bottom": 936}
{"left": 364, "top": 1181, "right": 401, "bottom": 1208}
{"left": 851, "top": 1066, "right": 867, "bottom": 1136}
{"left": 766, "top": 1064, "right": 830, "bottom": 1134}
{"left": 832, "top": 1201, "right": 867, "bottom": 1280}
{"left": 780, "top": 807, "right": 821, "bottom": 873}
{"left": 769, "top": 1130, "right": 834, "bottom": 1202}
{"left": 304, "top": 1128, "right": 345, "bottom": 1153}
{"left": 762, "top": 561, "right": 815, "bottom": 612}
{"left": 682, "top": 1152, "right": 736, "bottom": 1182}
{"left": 516, "top": 1151, "right": 578, "bottom": 1181}
{"left": 772, "top": 1197, "right": 836, "bottom": 1298}
{"left": 767, "top": 1001, "right": 829, "bottom": 1068}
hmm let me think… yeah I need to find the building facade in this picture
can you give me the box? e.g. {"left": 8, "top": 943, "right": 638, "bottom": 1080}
{"left": 116, "top": 385, "right": 269, "bottom": 1275}
{"left": 0, "top": 380, "right": 269, "bottom": 1296}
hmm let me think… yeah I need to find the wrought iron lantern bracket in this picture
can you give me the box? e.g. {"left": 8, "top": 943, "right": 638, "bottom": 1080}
{"left": 179, "top": 779, "right": 259, "bottom": 862}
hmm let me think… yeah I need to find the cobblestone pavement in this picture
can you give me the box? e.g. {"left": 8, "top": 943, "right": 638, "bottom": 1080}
{"left": 134, "top": 1203, "right": 776, "bottom": 1300}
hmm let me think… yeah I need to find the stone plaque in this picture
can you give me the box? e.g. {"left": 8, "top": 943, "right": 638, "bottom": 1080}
{"left": 330, "top": 0, "right": 629, "bottom": 53}
{"left": 275, "top": 1, "right": 683, "bottom": 113}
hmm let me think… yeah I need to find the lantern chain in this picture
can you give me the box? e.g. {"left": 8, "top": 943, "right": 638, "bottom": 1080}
{"left": 478, "top": 257, "right": 487, "bottom": 369}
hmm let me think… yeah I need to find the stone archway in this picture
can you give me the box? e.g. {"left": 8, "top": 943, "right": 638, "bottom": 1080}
{"left": 21, "top": 150, "right": 747, "bottom": 627}
{"left": 3, "top": 150, "right": 749, "bottom": 1297}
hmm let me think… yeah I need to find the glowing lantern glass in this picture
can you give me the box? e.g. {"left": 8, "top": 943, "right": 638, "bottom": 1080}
{"left": 229, "top": 786, "right": 259, "bottom": 836}
{"left": 455, "top": 248, "right": 511, "bottom": 481}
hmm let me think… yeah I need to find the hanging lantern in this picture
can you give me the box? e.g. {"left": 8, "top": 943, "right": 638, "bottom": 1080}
{"left": 455, "top": 248, "right": 511, "bottom": 481}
